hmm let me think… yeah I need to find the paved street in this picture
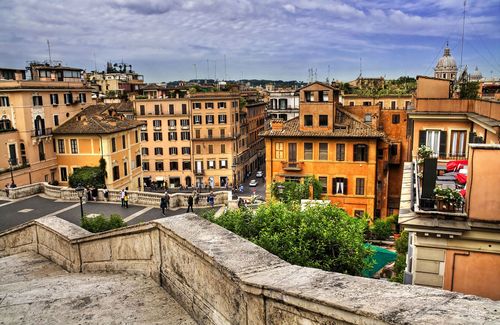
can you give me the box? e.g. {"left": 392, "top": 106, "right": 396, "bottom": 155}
{"left": 235, "top": 169, "right": 267, "bottom": 198}
{"left": 0, "top": 195, "right": 214, "bottom": 233}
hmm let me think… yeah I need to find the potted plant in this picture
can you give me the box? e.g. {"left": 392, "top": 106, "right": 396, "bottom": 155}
{"left": 417, "top": 145, "right": 434, "bottom": 164}
{"left": 434, "top": 187, "right": 463, "bottom": 212}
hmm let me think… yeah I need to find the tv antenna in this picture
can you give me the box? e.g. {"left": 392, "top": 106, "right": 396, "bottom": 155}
{"left": 47, "top": 40, "right": 52, "bottom": 65}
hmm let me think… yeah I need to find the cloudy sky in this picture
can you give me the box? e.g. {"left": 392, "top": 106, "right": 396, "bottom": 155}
{"left": 1, "top": 0, "right": 499, "bottom": 82}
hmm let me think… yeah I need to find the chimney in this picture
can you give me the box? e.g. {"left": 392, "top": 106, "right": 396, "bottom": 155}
{"left": 271, "top": 119, "right": 284, "bottom": 131}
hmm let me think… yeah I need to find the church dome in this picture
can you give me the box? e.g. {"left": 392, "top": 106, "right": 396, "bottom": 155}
{"left": 435, "top": 47, "right": 457, "bottom": 71}
{"left": 470, "top": 66, "right": 483, "bottom": 81}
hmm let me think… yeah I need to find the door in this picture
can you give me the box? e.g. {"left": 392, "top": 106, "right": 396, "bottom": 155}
{"left": 57, "top": 71, "right": 63, "bottom": 81}
{"left": 8, "top": 144, "right": 17, "bottom": 165}
{"left": 288, "top": 143, "right": 297, "bottom": 167}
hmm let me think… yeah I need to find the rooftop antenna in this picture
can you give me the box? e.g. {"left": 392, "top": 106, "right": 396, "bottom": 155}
{"left": 93, "top": 52, "right": 97, "bottom": 72}
{"left": 207, "top": 59, "right": 210, "bottom": 80}
{"left": 224, "top": 54, "right": 227, "bottom": 81}
{"left": 47, "top": 40, "right": 52, "bottom": 65}
{"left": 327, "top": 64, "right": 331, "bottom": 83}
{"left": 460, "top": 0, "right": 466, "bottom": 71}
{"left": 359, "top": 57, "right": 363, "bottom": 78}
{"left": 193, "top": 64, "right": 198, "bottom": 80}
{"left": 314, "top": 68, "right": 317, "bottom": 81}
{"left": 214, "top": 60, "right": 217, "bottom": 81}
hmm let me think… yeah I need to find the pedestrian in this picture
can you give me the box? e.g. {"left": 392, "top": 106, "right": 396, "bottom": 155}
{"left": 124, "top": 191, "right": 129, "bottom": 208}
{"left": 209, "top": 191, "right": 215, "bottom": 208}
{"left": 193, "top": 190, "right": 199, "bottom": 205}
{"left": 103, "top": 186, "right": 109, "bottom": 201}
{"left": 120, "top": 189, "right": 125, "bottom": 207}
{"left": 91, "top": 187, "right": 98, "bottom": 201}
{"left": 4, "top": 183, "right": 9, "bottom": 197}
{"left": 160, "top": 196, "right": 167, "bottom": 216}
{"left": 187, "top": 195, "right": 194, "bottom": 213}
{"left": 164, "top": 191, "right": 170, "bottom": 210}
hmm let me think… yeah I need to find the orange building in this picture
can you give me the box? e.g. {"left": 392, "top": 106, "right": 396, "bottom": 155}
{"left": 0, "top": 63, "right": 93, "bottom": 187}
{"left": 261, "top": 82, "right": 398, "bottom": 218}
{"left": 53, "top": 104, "right": 145, "bottom": 190}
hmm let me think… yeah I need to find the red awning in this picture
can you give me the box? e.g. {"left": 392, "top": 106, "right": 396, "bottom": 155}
{"left": 456, "top": 173, "right": 467, "bottom": 185}
{"left": 446, "top": 160, "right": 468, "bottom": 172}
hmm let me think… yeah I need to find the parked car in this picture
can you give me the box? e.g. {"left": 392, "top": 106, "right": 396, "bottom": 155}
{"left": 249, "top": 179, "right": 258, "bottom": 187}
{"left": 256, "top": 171, "right": 263, "bottom": 178}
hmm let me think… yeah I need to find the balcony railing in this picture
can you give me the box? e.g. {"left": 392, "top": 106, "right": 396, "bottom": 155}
{"left": 32, "top": 128, "right": 52, "bottom": 137}
{"left": 194, "top": 169, "right": 204, "bottom": 176}
{"left": 282, "top": 161, "right": 303, "bottom": 171}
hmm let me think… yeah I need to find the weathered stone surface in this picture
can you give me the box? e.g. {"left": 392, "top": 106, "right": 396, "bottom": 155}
{"left": 80, "top": 240, "right": 112, "bottom": 262}
{"left": 115, "top": 233, "right": 153, "bottom": 260}
{"left": 0, "top": 252, "right": 195, "bottom": 324}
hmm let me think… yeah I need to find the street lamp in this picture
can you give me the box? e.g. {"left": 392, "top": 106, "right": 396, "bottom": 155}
{"left": 231, "top": 164, "right": 236, "bottom": 189}
{"left": 7, "top": 158, "right": 16, "bottom": 188}
{"left": 75, "top": 184, "right": 85, "bottom": 221}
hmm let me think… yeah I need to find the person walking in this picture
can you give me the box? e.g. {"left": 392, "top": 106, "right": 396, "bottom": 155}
{"left": 187, "top": 195, "right": 194, "bottom": 213}
{"left": 120, "top": 189, "right": 125, "bottom": 207}
{"left": 209, "top": 191, "right": 215, "bottom": 208}
{"left": 164, "top": 191, "right": 170, "bottom": 210}
{"left": 103, "top": 186, "right": 109, "bottom": 202}
{"left": 160, "top": 196, "right": 167, "bottom": 216}
{"left": 124, "top": 191, "right": 129, "bottom": 208}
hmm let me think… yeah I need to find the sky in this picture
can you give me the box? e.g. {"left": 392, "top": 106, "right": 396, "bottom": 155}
{"left": 1, "top": 0, "right": 499, "bottom": 83}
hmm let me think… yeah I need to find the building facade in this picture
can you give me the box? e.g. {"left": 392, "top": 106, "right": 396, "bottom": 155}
{"left": 267, "top": 89, "right": 299, "bottom": 121}
{"left": 53, "top": 104, "right": 145, "bottom": 191}
{"left": 0, "top": 63, "right": 93, "bottom": 187}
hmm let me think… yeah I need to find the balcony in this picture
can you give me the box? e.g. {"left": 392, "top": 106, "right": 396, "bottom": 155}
{"left": 32, "top": 128, "right": 52, "bottom": 138}
{"left": 282, "top": 161, "right": 303, "bottom": 171}
{"left": 194, "top": 169, "right": 204, "bottom": 176}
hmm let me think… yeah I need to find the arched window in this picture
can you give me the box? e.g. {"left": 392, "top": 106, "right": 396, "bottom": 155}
{"left": 34, "top": 115, "right": 45, "bottom": 136}
{"left": 0, "top": 115, "right": 11, "bottom": 130}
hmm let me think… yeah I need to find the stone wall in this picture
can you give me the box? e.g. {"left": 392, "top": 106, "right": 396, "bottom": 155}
{"left": 1, "top": 215, "right": 499, "bottom": 324}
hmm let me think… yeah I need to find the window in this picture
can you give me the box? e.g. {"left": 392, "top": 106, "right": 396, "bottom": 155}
{"left": 135, "top": 130, "right": 138, "bottom": 143}
{"left": 362, "top": 101, "right": 371, "bottom": 106}
{"left": 207, "top": 160, "right": 215, "bottom": 169}
{"left": 304, "top": 115, "right": 313, "bottom": 127}
{"left": 182, "top": 147, "right": 190, "bottom": 155}
{"left": 64, "top": 93, "right": 73, "bottom": 105}
{"left": 275, "top": 142, "right": 284, "bottom": 159}
{"left": 124, "top": 161, "right": 128, "bottom": 176}
{"left": 305, "top": 91, "right": 313, "bottom": 102}
{"left": 218, "top": 114, "right": 227, "bottom": 124}
{"left": 450, "top": 130, "right": 466, "bottom": 157}
{"left": 112, "top": 166, "right": 120, "bottom": 180}
{"left": 221, "top": 144, "right": 225, "bottom": 154}
{"left": 181, "top": 119, "right": 189, "bottom": 127}
{"left": 60, "top": 167, "right": 68, "bottom": 181}
{"left": 318, "top": 91, "right": 329, "bottom": 102}
{"left": 355, "top": 178, "right": 365, "bottom": 195}
{"left": 220, "top": 129, "right": 225, "bottom": 138}
{"left": 390, "top": 144, "right": 398, "bottom": 156}
{"left": 63, "top": 70, "right": 80, "bottom": 78}
{"left": 181, "top": 131, "right": 190, "bottom": 140}
{"left": 391, "top": 101, "right": 396, "bottom": 109}
{"left": 304, "top": 143, "right": 313, "bottom": 160}
{"left": 220, "top": 159, "right": 227, "bottom": 169}
{"left": 33, "top": 95, "right": 43, "bottom": 106}
{"left": 52, "top": 138, "right": 56, "bottom": 153}
{"left": 193, "top": 115, "right": 202, "bottom": 124}
{"left": 70, "top": 139, "right": 78, "bottom": 154}
{"left": 79, "top": 93, "right": 86, "bottom": 103}
{"left": 319, "top": 176, "right": 327, "bottom": 193}
{"left": 392, "top": 114, "right": 400, "bottom": 124}
{"left": 167, "top": 132, "right": 176, "bottom": 141}
{"left": 333, "top": 177, "right": 347, "bottom": 194}
{"left": 168, "top": 120, "right": 176, "bottom": 128}
{"left": 153, "top": 120, "right": 162, "bottom": 128}
{"left": 169, "top": 104, "right": 174, "bottom": 114}
{"left": 218, "top": 102, "right": 226, "bottom": 109}
{"left": 206, "top": 115, "right": 214, "bottom": 124}
{"left": 141, "top": 132, "right": 148, "bottom": 141}
{"left": 54, "top": 115, "right": 59, "bottom": 126}
{"left": 336, "top": 144, "right": 345, "bottom": 161}
{"left": 170, "top": 161, "right": 179, "bottom": 171}
{"left": 353, "top": 144, "right": 368, "bottom": 162}
{"left": 154, "top": 132, "right": 163, "bottom": 141}
{"left": 168, "top": 147, "right": 177, "bottom": 155}
{"left": 423, "top": 130, "right": 441, "bottom": 156}
{"left": 207, "top": 129, "right": 213, "bottom": 138}
{"left": 364, "top": 114, "right": 372, "bottom": 123}
{"left": 50, "top": 94, "right": 59, "bottom": 105}
{"left": 205, "top": 102, "right": 214, "bottom": 109}
{"left": 349, "top": 101, "right": 354, "bottom": 106}
{"left": 319, "top": 115, "right": 328, "bottom": 126}
{"left": 192, "top": 102, "right": 201, "bottom": 110}
{"left": 205, "top": 144, "right": 212, "bottom": 154}
{"left": 122, "top": 135, "right": 126, "bottom": 149}
{"left": 183, "top": 160, "right": 191, "bottom": 170}
{"left": 155, "top": 147, "right": 164, "bottom": 155}
{"left": 319, "top": 143, "right": 328, "bottom": 160}
{"left": 154, "top": 104, "right": 162, "bottom": 115}
{"left": 354, "top": 210, "right": 364, "bottom": 218}
{"left": 140, "top": 105, "right": 145, "bottom": 115}
{"left": 155, "top": 161, "right": 164, "bottom": 171}
{"left": 0, "top": 96, "right": 9, "bottom": 107}
{"left": 142, "top": 147, "right": 149, "bottom": 155}
{"left": 195, "top": 145, "right": 201, "bottom": 154}
{"left": 232, "top": 100, "right": 238, "bottom": 108}
{"left": 182, "top": 104, "right": 187, "bottom": 114}
{"left": 195, "top": 129, "right": 201, "bottom": 138}
{"left": 57, "top": 139, "right": 65, "bottom": 153}
{"left": 111, "top": 138, "right": 116, "bottom": 152}
{"left": 0, "top": 117, "right": 11, "bottom": 130}
{"left": 142, "top": 161, "right": 150, "bottom": 171}
{"left": 135, "top": 155, "right": 141, "bottom": 169}
{"left": 377, "top": 149, "right": 384, "bottom": 160}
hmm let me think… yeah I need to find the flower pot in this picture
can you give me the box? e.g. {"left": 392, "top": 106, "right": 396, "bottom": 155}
{"left": 436, "top": 199, "right": 455, "bottom": 212}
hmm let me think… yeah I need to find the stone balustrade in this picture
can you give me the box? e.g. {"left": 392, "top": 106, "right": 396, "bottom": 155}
{"left": 0, "top": 215, "right": 498, "bottom": 325}
{"left": 2, "top": 182, "right": 228, "bottom": 208}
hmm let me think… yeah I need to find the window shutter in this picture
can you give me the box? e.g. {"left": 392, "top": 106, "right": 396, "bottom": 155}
{"left": 332, "top": 178, "right": 337, "bottom": 194}
{"left": 468, "top": 131, "right": 475, "bottom": 144}
{"left": 344, "top": 178, "right": 348, "bottom": 195}
{"left": 418, "top": 130, "right": 426, "bottom": 147}
{"left": 439, "top": 131, "right": 447, "bottom": 156}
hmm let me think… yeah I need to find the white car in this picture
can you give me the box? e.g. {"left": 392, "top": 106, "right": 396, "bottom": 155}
{"left": 249, "top": 179, "right": 258, "bottom": 187}
{"left": 256, "top": 171, "right": 264, "bottom": 178}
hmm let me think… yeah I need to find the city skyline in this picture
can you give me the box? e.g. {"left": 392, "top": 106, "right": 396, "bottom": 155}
{"left": 1, "top": 0, "right": 499, "bottom": 83}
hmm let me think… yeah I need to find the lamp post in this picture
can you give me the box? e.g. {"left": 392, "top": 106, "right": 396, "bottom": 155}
{"left": 231, "top": 164, "right": 236, "bottom": 190}
{"left": 75, "top": 184, "right": 85, "bottom": 221}
{"left": 7, "top": 158, "right": 16, "bottom": 188}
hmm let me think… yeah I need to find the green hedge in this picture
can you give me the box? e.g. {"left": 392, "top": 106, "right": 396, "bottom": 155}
{"left": 69, "top": 166, "right": 104, "bottom": 188}
{"left": 81, "top": 214, "right": 126, "bottom": 233}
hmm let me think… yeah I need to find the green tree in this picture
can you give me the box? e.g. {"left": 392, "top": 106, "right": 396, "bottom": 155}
{"left": 204, "top": 201, "right": 372, "bottom": 276}
{"left": 459, "top": 81, "right": 479, "bottom": 99}
{"left": 69, "top": 166, "right": 105, "bottom": 188}
{"left": 391, "top": 231, "right": 408, "bottom": 283}
{"left": 270, "top": 176, "right": 322, "bottom": 203}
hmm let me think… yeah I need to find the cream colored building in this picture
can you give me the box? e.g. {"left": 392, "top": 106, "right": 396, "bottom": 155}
{"left": 0, "top": 63, "right": 92, "bottom": 187}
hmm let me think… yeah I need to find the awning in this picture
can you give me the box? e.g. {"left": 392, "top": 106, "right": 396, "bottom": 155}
{"left": 155, "top": 176, "right": 164, "bottom": 181}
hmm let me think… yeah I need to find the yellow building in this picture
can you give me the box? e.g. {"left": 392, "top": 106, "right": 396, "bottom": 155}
{"left": 342, "top": 94, "right": 412, "bottom": 110}
{"left": 53, "top": 104, "right": 145, "bottom": 190}
{"left": 0, "top": 63, "right": 93, "bottom": 187}
{"left": 261, "top": 82, "right": 388, "bottom": 218}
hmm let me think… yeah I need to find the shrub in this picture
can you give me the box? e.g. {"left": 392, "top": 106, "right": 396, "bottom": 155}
{"left": 81, "top": 214, "right": 126, "bottom": 233}
{"left": 69, "top": 166, "right": 105, "bottom": 188}
{"left": 206, "top": 201, "right": 372, "bottom": 276}
{"left": 391, "top": 231, "right": 409, "bottom": 283}
{"left": 270, "top": 176, "right": 322, "bottom": 203}
{"left": 369, "top": 219, "right": 393, "bottom": 240}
